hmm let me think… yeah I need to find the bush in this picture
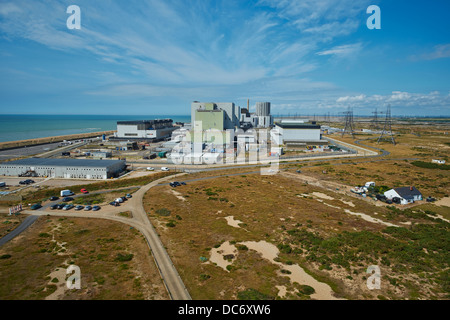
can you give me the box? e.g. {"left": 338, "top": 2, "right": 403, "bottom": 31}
{"left": 115, "top": 253, "right": 134, "bottom": 262}
{"left": 298, "top": 285, "right": 315, "bottom": 295}
{"left": 237, "top": 288, "right": 274, "bottom": 300}
{"left": 156, "top": 208, "right": 171, "bottom": 216}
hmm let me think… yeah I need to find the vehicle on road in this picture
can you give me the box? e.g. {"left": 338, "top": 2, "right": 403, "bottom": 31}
{"left": 60, "top": 190, "right": 74, "bottom": 197}
{"left": 30, "top": 204, "right": 42, "bottom": 210}
{"left": 147, "top": 167, "right": 155, "bottom": 171}
{"left": 84, "top": 206, "right": 92, "bottom": 211}
{"left": 49, "top": 196, "right": 59, "bottom": 201}
{"left": 75, "top": 205, "right": 84, "bottom": 211}
{"left": 63, "top": 197, "right": 74, "bottom": 202}
{"left": 161, "top": 167, "right": 170, "bottom": 171}
{"left": 80, "top": 188, "right": 89, "bottom": 194}
{"left": 92, "top": 206, "right": 100, "bottom": 211}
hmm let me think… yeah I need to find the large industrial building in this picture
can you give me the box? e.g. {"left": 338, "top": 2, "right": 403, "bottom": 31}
{"left": 271, "top": 120, "right": 327, "bottom": 149}
{"left": 191, "top": 102, "right": 240, "bottom": 131}
{"left": 0, "top": 158, "right": 126, "bottom": 180}
{"left": 115, "top": 119, "right": 176, "bottom": 140}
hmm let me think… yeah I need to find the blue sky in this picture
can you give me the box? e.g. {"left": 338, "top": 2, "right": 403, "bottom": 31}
{"left": 0, "top": 0, "right": 449, "bottom": 116}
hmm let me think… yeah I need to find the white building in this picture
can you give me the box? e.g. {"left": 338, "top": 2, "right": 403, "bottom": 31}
{"left": 116, "top": 119, "right": 176, "bottom": 140}
{"left": 384, "top": 186, "right": 423, "bottom": 205}
{"left": 270, "top": 120, "right": 322, "bottom": 146}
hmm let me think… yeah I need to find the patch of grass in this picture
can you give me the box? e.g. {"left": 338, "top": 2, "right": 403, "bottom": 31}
{"left": 237, "top": 288, "right": 274, "bottom": 300}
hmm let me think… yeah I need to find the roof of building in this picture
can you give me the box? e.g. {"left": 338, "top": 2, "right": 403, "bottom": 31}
{"left": 0, "top": 158, "right": 125, "bottom": 168}
{"left": 117, "top": 119, "right": 172, "bottom": 125}
{"left": 275, "top": 122, "right": 320, "bottom": 129}
{"left": 393, "top": 186, "right": 422, "bottom": 199}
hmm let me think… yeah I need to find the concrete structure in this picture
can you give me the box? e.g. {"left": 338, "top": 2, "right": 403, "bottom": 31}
{"left": 255, "top": 102, "right": 273, "bottom": 128}
{"left": 116, "top": 119, "right": 176, "bottom": 140}
{"left": 91, "top": 151, "right": 112, "bottom": 159}
{"left": 0, "top": 158, "right": 126, "bottom": 180}
{"left": 191, "top": 102, "right": 240, "bottom": 130}
{"left": 271, "top": 120, "right": 323, "bottom": 147}
{"left": 384, "top": 186, "right": 423, "bottom": 205}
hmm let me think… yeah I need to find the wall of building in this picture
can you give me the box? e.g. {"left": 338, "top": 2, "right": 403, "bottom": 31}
{"left": 0, "top": 161, "right": 125, "bottom": 180}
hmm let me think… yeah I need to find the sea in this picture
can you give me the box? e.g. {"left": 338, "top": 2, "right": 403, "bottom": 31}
{"left": 0, "top": 114, "right": 191, "bottom": 143}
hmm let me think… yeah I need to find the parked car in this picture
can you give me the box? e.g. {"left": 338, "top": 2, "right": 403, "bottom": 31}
{"left": 92, "top": 206, "right": 100, "bottom": 211}
{"left": 50, "top": 204, "right": 59, "bottom": 210}
{"left": 30, "top": 204, "right": 42, "bottom": 210}
{"left": 49, "top": 196, "right": 59, "bottom": 201}
{"left": 110, "top": 201, "right": 119, "bottom": 206}
{"left": 63, "top": 197, "right": 74, "bottom": 202}
{"left": 180, "top": 182, "right": 186, "bottom": 185}
{"left": 126, "top": 193, "right": 132, "bottom": 198}
{"left": 84, "top": 206, "right": 92, "bottom": 211}
{"left": 75, "top": 205, "right": 84, "bottom": 211}
{"left": 80, "top": 188, "right": 89, "bottom": 194}
{"left": 115, "top": 197, "right": 124, "bottom": 203}
{"left": 147, "top": 167, "right": 155, "bottom": 171}
{"left": 57, "top": 204, "right": 66, "bottom": 210}
{"left": 161, "top": 167, "right": 170, "bottom": 171}
{"left": 63, "top": 204, "right": 74, "bottom": 210}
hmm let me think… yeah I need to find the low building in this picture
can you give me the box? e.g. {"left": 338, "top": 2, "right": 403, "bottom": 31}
{"left": 115, "top": 119, "right": 176, "bottom": 140}
{"left": 384, "top": 186, "right": 423, "bottom": 205}
{"left": 270, "top": 120, "right": 325, "bottom": 148}
{"left": 0, "top": 158, "right": 126, "bottom": 180}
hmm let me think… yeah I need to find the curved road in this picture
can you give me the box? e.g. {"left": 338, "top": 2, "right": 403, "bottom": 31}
{"left": 4, "top": 173, "right": 191, "bottom": 300}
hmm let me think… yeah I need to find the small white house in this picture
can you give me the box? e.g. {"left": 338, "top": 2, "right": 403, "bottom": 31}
{"left": 384, "top": 186, "right": 423, "bottom": 205}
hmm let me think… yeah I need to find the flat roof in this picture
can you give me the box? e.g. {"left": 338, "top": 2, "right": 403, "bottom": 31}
{"left": 275, "top": 122, "right": 320, "bottom": 129}
{"left": 0, "top": 158, "right": 125, "bottom": 168}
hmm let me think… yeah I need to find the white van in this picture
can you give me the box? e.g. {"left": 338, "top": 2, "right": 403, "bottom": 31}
{"left": 161, "top": 167, "right": 170, "bottom": 171}
{"left": 60, "top": 189, "right": 74, "bottom": 197}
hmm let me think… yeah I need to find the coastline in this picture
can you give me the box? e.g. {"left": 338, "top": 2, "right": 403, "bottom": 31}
{"left": 0, "top": 130, "right": 116, "bottom": 151}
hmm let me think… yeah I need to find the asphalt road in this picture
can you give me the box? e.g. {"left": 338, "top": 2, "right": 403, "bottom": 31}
{"left": 0, "top": 143, "right": 62, "bottom": 161}
{"left": 0, "top": 215, "right": 39, "bottom": 247}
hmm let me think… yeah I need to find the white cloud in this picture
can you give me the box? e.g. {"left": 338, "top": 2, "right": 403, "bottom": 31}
{"left": 317, "top": 43, "right": 363, "bottom": 57}
{"left": 410, "top": 44, "right": 450, "bottom": 61}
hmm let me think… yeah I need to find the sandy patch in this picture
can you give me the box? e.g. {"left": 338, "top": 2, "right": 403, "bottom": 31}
{"left": 209, "top": 241, "right": 238, "bottom": 272}
{"left": 311, "top": 192, "right": 335, "bottom": 200}
{"left": 276, "top": 285, "right": 287, "bottom": 298}
{"left": 434, "top": 197, "right": 450, "bottom": 207}
{"left": 239, "top": 240, "right": 342, "bottom": 300}
{"left": 341, "top": 200, "right": 355, "bottom": 207}
{"left": 45, "top": 264, "right": 69, "bottom": 300}
{"left": 224, "top": 216, "right": 243, "bottom": 228}
{"left": 170, "top": 189, "right": 186, "bottom": 202}
{"left": 343, "top": 209, "right": 398, "bottom": 227}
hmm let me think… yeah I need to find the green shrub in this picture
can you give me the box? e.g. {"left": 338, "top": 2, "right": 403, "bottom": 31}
{"left": 237, "top": 288, "right": 273, "bottom": 300}
{"left": 115, "top": 253, "right": 134, "bottom": 262}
